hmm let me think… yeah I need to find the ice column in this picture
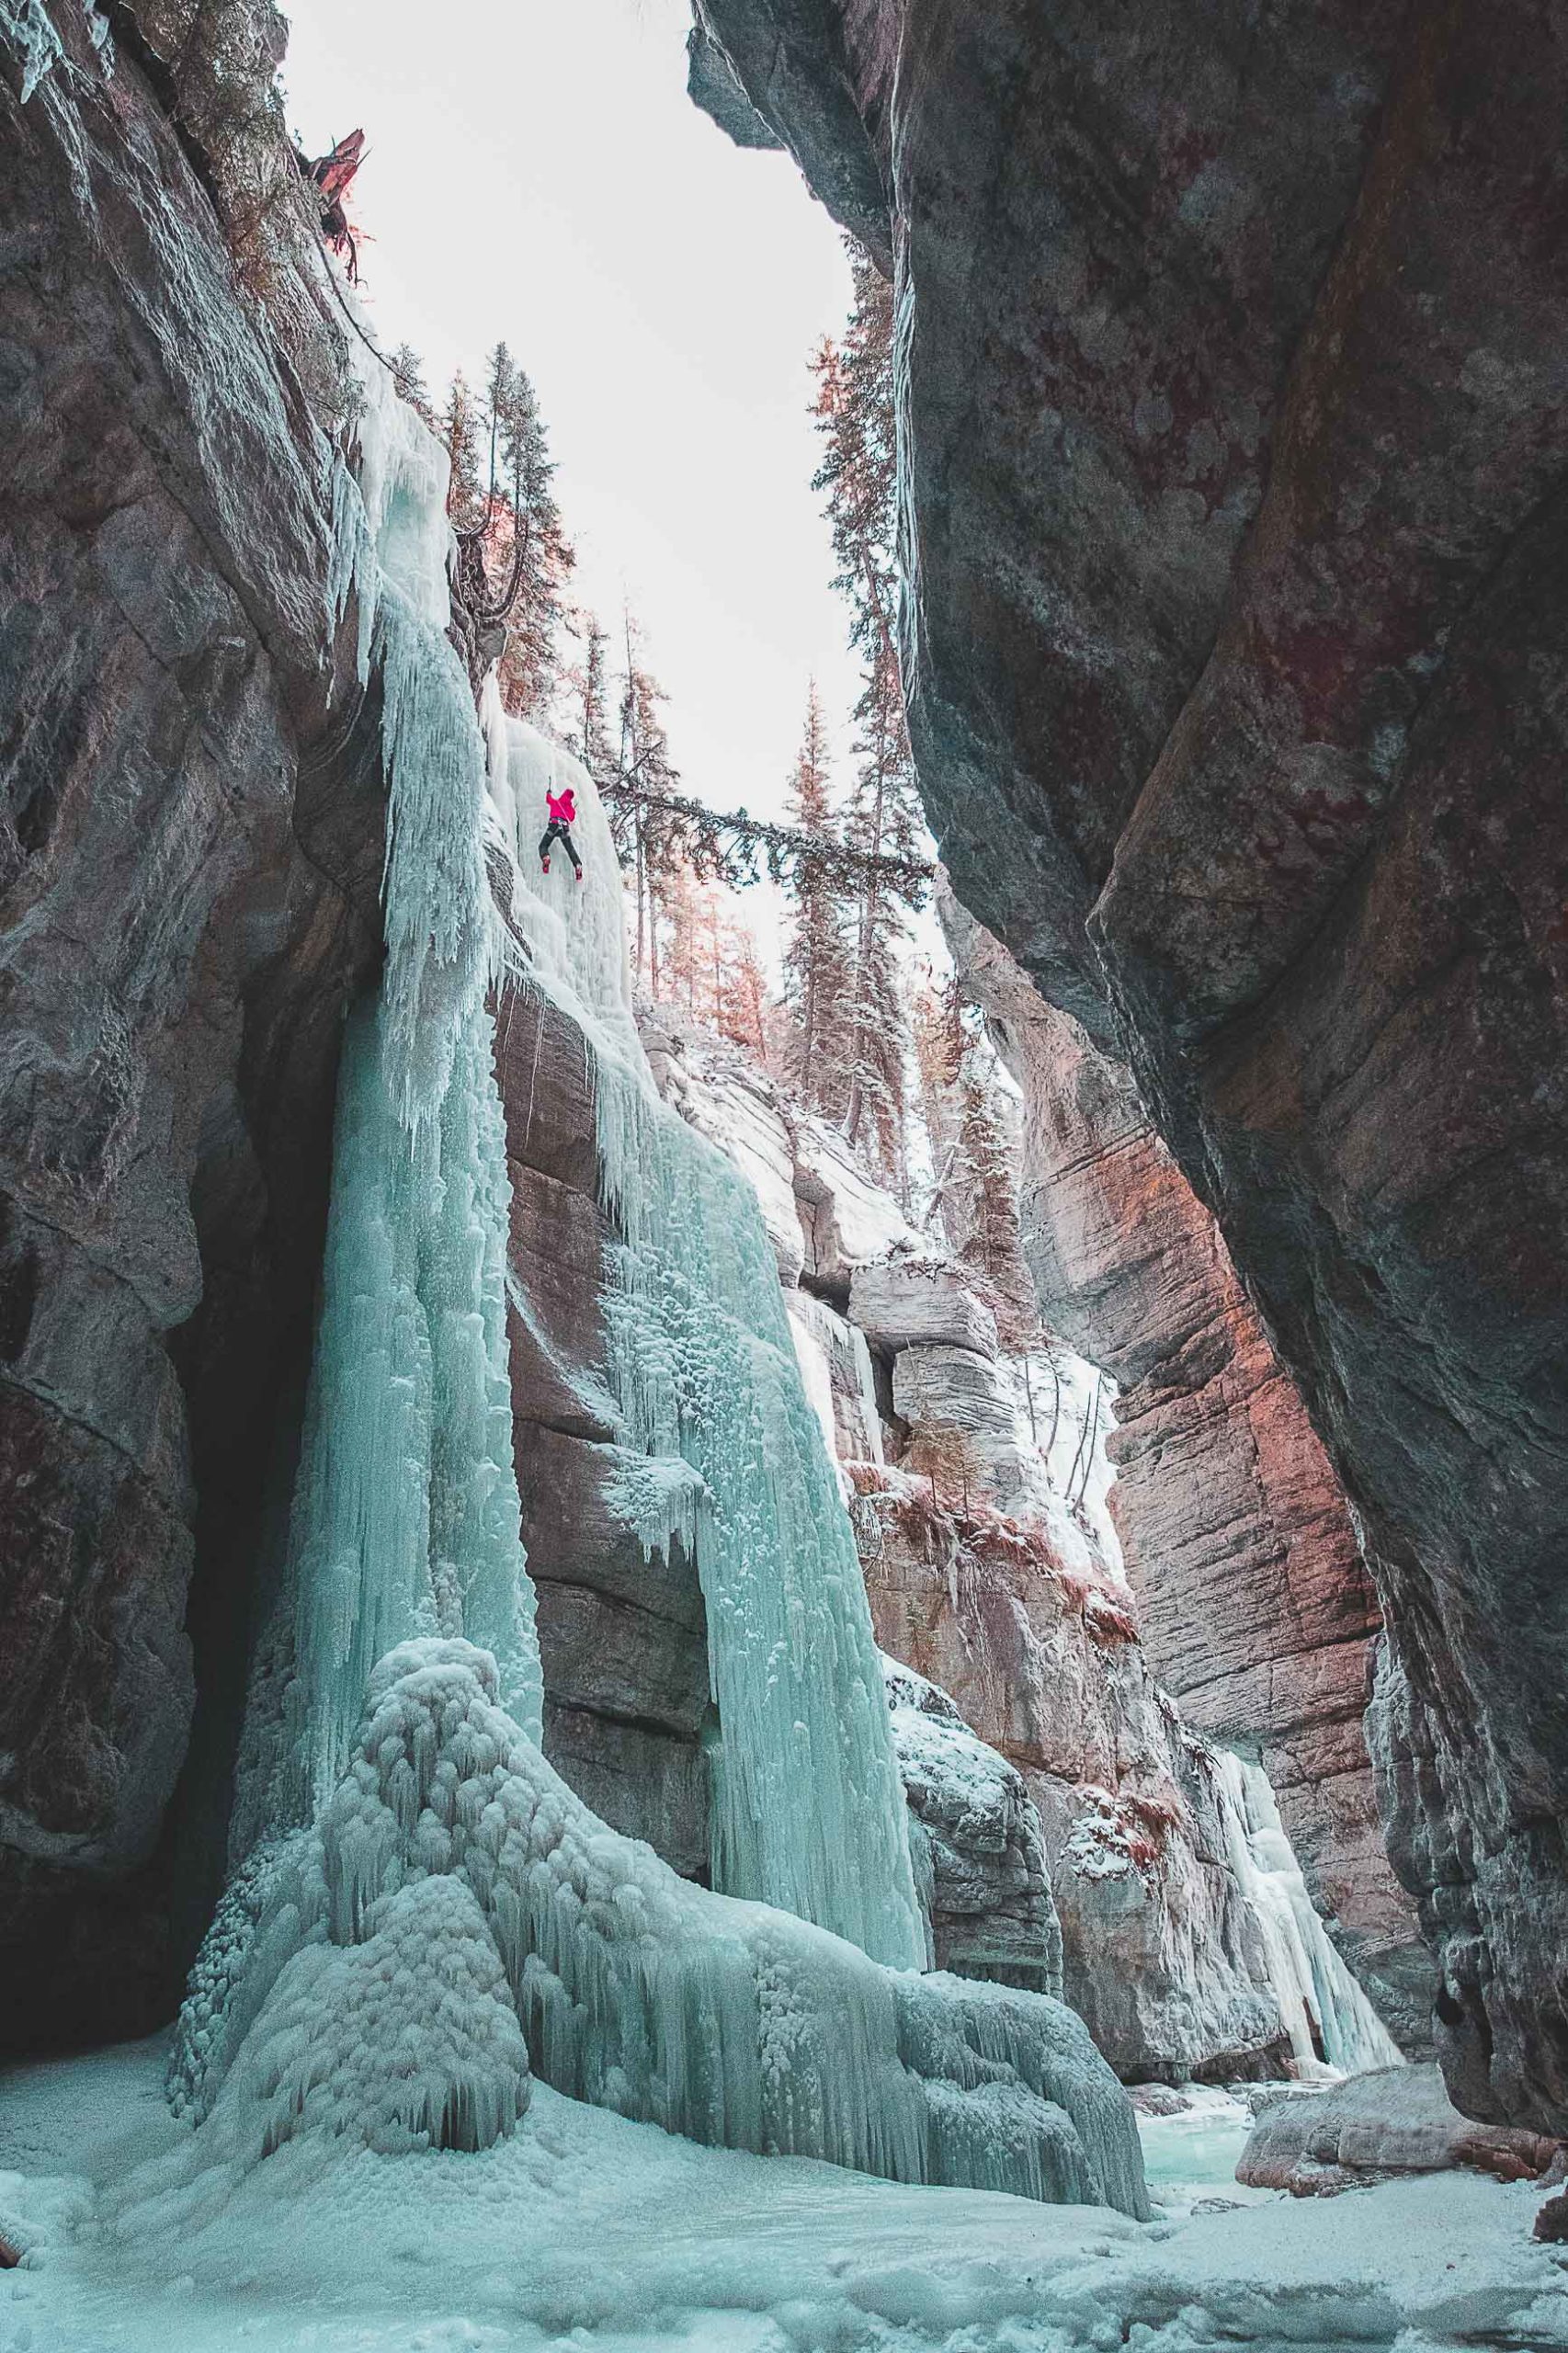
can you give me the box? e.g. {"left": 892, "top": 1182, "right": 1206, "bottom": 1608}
{"left": 218, "top": 365, "right": 542, "bottom": 1860}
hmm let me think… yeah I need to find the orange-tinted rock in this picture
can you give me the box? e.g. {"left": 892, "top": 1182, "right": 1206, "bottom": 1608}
{"left": 947, "top": 898, "right": 1429, "bottom": 2048}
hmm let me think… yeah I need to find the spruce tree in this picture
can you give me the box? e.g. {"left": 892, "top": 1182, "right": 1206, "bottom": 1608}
{"left": 615, "top": 610, "right": 682, "bottom": 992}
{"left": 781, "top": 686, "right": 852, "bottom": 1118}
{"left": 565, "top": 611, "right": 615, "bottom": 782}
{"left": 485, "top": 347, "right": 574, "bottom": 721}
{"left": 811, "top": 244, "right": 926, "bottom": 1176}
{"left": 440, "top": 370, "right": 484, "bottom": 527}
{"left": 720, "top": 919, "right": 770, "bottom": 1063}
{"left": 390, "top": 342, "right": 434, "bottom": 426}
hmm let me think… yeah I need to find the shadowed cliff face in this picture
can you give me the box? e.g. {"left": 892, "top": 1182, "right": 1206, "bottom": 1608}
{"left": 0, "top": 12, "right": 384, "bottom": 2041}
{"left": 692, "top": 0, "right": 1568, "bottom": 2130}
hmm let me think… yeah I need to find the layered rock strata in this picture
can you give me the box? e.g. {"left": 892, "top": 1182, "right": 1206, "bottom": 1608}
{"left": 690, "top": 0, "right": 1568, "bottom": 2131}
{"left": 945, "top": 892, "right": 1429, "bottom": 2050}
{"left": 859, "top": 1466, "right": 1290, "bottom": 2081}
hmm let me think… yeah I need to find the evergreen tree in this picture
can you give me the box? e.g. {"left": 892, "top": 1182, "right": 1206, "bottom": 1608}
{"left": 811, "top": 244, "right": 899, "bottom": 667}
{"left": 483, "top": 344, "right": 575, "bottom": 720}
{"left": 913, "top": 972, "right": 966, "bottom": 1247}
{"left": 440, "top": 369, "right": 484, "bottom": 526}
{"left": 720, "top": 918, "right": 771, "bottom": 1063}
{"left": 440, "top": 347, "right": 574, "bottom": 711}
{"left": 615, "top": 609, "right": 683, "bottom": 992}
{"left": 564, "top": 610, "right": 615, "bottom": 782}
{"left": 390, "top": 341, "right": 434, "bottom": 426}
{"left": 954, "top": 1040, "right": 1025, "bottom": 1294}
{"left": 781, "top": 686, "right": 852, "bottom": 1117}
{"left": 811, "top": 244, "right": 926, "bottom": 1177}
{"left": 841, "top": 636, "right": 923, "bottom": 1188}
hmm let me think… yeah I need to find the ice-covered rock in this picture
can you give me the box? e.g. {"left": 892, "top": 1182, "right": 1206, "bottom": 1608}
{"left": 792, "top": 1113, "right": 924, "bottom": 1296}
{"left": 209, "top": 1877, "right": 530, "bottom": 2165}
{"left": 884, "top": 1657, "right": 1063, "bottom": 1995}
{"left": 1238, "top": 2065, "right": 1562, "bottom": 2195}
{"left": 851, "top": 1259, "right": 1001, "bottom": 1358}
{"left": 857, "top": 1471, "right": 1301, "bottom": 2082}
{"left": 642, "top": 1022, "right": 805, "bottom": 1287}
{"left": 787, "top": 1289, "right": 885, "bottom": 1467}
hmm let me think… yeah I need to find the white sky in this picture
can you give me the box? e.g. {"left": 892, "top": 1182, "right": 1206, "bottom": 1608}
{"left": 283, "top": 0, "right": 862, "bottom": 824}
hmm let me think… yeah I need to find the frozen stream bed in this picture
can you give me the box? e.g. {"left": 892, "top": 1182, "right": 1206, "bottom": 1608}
{"left": 2, "top": 2039, "right": 1563, "bottom": 2352}
{"left": 1132, "top": 2088, "right": 1278, "bottom": 2220}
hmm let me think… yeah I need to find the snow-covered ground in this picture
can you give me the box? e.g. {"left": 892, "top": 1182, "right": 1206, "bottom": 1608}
{"left": 4, "top": 2039, "right": 1563, "bottom": 2353}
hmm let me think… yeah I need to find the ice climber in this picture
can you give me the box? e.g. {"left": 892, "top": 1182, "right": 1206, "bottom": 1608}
{"left": 539, "top": 782, "right": 584, "bottom": 881}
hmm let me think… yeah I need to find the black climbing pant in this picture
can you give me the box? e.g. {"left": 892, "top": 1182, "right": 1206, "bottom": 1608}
{"left": 540, "top": 822, "right": 582, "bottom": 872}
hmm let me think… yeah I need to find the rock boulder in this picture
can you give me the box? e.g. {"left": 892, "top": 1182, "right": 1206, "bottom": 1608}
{"left": 1238, "top": 2066, "right": 1562, "bottom": 2196}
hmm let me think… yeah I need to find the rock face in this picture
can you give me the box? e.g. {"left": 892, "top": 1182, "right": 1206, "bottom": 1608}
{"left": 651, "top": 1001, "right": 1402, "bottom": 2081}
{"left": 883, "top": 1655, "right": 1062, "bottom": 1995}
{"left": 0, "top": 15, "right": 383, "bottom": 2046}
{"left": 642, "top": 1013, "right": 1120, "bottom": 1566}
{"left": 1238, "top": 2066, "right": 1562, "bottom": 2197}
{"left": 494, "top": 982, "right": 710, "bottom": 1881}
{"left": 945, "top": 892, "right": 1429, "bottom": 2051}
{"left": 858, "top": 1469, "right": 1291, "bottom": 2083}
{"left": 690, "top": 0, "right": 1568, "bottom": 2132}
{"left": 850, "top": 1261, "right": 998, "bottom": 1359}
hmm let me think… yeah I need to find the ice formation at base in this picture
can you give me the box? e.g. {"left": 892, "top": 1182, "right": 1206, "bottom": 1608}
{"left": 168, "top": 1639, "right": 1145, "bottom": 2212}
{"left": 165, "top": 332, "right": 1148, "bottom": 2218}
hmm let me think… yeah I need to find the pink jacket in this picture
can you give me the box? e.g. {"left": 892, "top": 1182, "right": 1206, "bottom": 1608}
{"left": 546, "top": 787, "right": 576, "bottom": 827}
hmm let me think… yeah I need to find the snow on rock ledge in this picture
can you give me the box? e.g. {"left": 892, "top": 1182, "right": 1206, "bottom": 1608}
{"left": 885, "top": 1655, "right": 1064, "bottom": 1995}
{"left": 1238, "top": 2065, "right": 1562, "bottom": 2196}
{"left": 851, "top": 1257, "right": 1001, "bottom": 1358}
{"left": 793, "top": 1112, "right": 924, "bottom": 1296}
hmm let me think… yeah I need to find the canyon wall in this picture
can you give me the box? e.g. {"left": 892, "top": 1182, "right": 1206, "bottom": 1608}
{"left": 691, "top": 0, "right": 1568, "bottom": 2132}
{"left": 494, "top": 976, "right": 711, "bottom": 1880}
{"left": 0, "top": 17, "right": 710, "bottom": 2044}
{"left": 0, "top": 12, "right": 383, "bottom": 2045}
{"left": 945, "top": 891, "right": 1430, "bottom": 2050}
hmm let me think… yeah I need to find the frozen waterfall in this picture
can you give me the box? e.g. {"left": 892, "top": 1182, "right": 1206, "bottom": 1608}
{"left": 487, "top": 717, "right": 925, "bottom": 1966}
{"left": 1217, "top": 1751, "right": 1404, "bottom": 2078}
{"left": 164, "top": 344, "right": 1148, "bottom": 2219}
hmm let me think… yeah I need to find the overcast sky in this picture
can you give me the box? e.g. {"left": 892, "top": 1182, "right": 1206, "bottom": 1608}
{"left": 283, "top": 0, "right": 861, "bottom": 823}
